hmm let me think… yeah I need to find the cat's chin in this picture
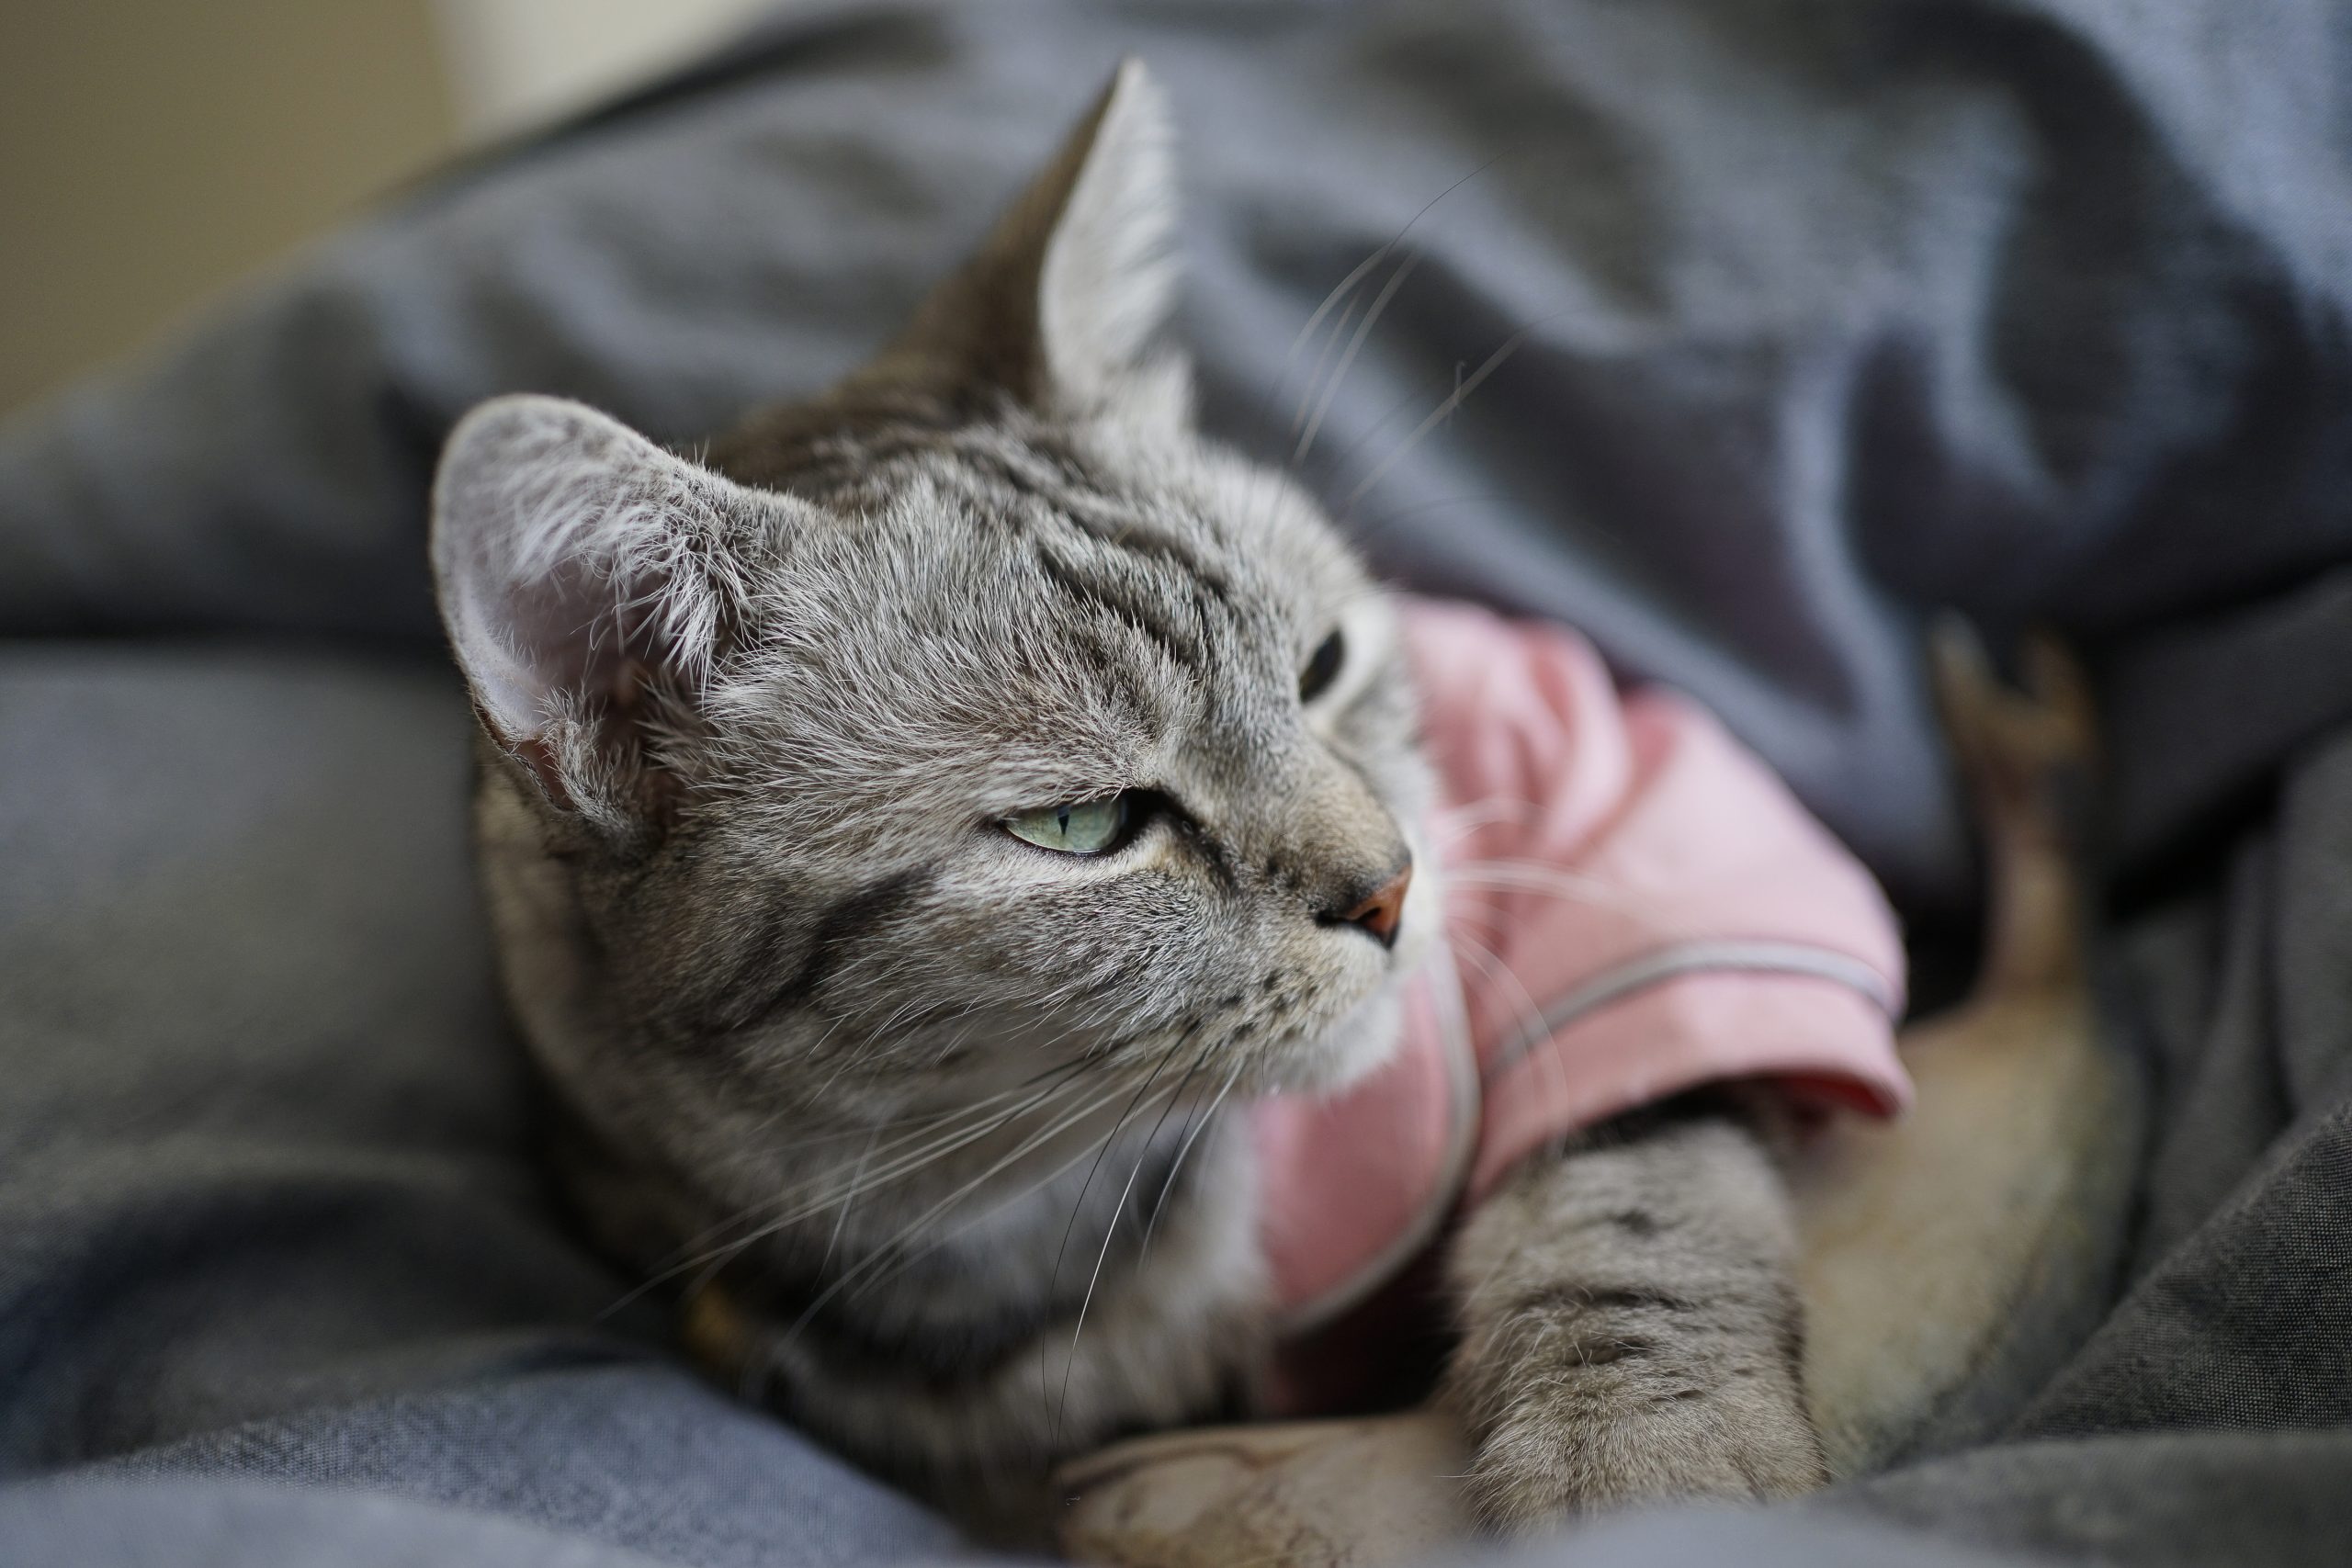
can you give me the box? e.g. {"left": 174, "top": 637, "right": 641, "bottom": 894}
{"left": 1244, "top": 853, "right": 1442, "bottom": 1100}
{"left": 1246, "top": 978, "right": 1408, "bottom": 1100}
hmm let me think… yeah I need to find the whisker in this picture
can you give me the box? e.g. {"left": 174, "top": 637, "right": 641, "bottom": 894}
{"left": 1448, "top": 930, "right": 1559, "bottom": 1100}
{"left": 1291, "top": 288, "right": 1367, "bottom": 445}
{"left": 825, "top": 1063, "right": 1196, "bottom": 1318}
{"left": 1043, "top": 1036, "right": 1193, "bottom": 1442}
{"left": 1244, "top": 155, "right": 1502, "bottom": 537}
{"left": 774, "top": 1066, "right": 1162, "bottom": 1342}
{"left": 1056, "top": 1034, "right": 1220, "bottom": 1436}
{"left": 1136, "top": 1064, "right": 1244, "bottom": 1268}
{"left": 818, "top": 1122, "right": 881, "bottom": 1276}
{"left": 808, "top": 1053, "right": 1194, "bottom": 1335}
{"left": 1441, "top": 866, "right": 1621, "bottom": 908}
{"left": 1293, "top": 253, "right": 1423, "bottom": 468}
{"left": 1308, "top": 367, "right": 1468, "bottom": 498}
{"left": 1339, "top": 318, "right": 1556, "bottom": 514}
{"left": 1432, "top": 795, "right": 1544, "bottom": 840}
{"left": 763, "top": 1068, "right": 1094, "bottom": 1231}
{"left": 1450, "top": 928, "right": 1589, "bottom": 1127}
{"left": 1442, "top": 856, "right": 1700, "bottom": 924}
{"left": 606, "top": 1058, "right": 1107, "bottom": 1315}
{"left": 704, "top": 1057, "right": 1090, "bottom": 1236}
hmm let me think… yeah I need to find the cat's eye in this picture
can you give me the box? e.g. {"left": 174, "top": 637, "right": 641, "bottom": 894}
{"left": 1004, "top": 795, "right": 1131, "bottom": 855}
{"left": 1299, "top": 628, "right": 1346, "bottom": 704}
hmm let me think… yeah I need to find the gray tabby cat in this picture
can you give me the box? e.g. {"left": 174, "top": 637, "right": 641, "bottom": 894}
{"left": 431, "top": 62, "right": 1823, "bottom": 1530}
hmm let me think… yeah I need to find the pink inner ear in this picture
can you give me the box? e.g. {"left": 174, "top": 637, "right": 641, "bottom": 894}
{"left": 453, "top": 536, "right": 690, "bottom": 819}
{"left": 610, "top": 658, "right": 654, "bottom": 713}
{"left": 498, "top": 550, "right": 685, "bottom": 724}
{"left": 509, "top": 732, "right": 577, "bottom": 812}
{"left": 433, "top": 393, "right": 742, "bottom": 805}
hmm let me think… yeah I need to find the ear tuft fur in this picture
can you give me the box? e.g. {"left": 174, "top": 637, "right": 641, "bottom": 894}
{"left": 430, "top": 394, "right": 762, "bottom": 823}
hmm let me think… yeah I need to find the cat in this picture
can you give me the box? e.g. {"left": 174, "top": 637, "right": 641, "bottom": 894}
{"left": 429, "top": 61, "right": 1879, "bottom": 1532}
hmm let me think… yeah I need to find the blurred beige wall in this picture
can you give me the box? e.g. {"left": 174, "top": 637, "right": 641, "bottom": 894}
{"left": 0, "top": 3, "right": 454, "bottom": 417}
{"left": 433, "top": 0, "right": 781, "bottom": 144}
{"left": 0, "top": 0, "right": 778, "bottom": 419}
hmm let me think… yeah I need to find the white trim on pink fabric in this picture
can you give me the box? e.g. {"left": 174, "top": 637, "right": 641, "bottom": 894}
{"left": 1484, "top": 939, "right": 1903, "bottom": 1080}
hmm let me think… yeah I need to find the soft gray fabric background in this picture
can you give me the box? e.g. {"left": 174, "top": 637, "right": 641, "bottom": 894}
{"left": 5, "top": 1, "right": 2351, "bottom": 1563}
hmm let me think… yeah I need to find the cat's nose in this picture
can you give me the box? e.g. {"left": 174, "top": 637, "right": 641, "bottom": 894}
{"left": 1327, "top": 858, "right": 1413, "bottom": 948}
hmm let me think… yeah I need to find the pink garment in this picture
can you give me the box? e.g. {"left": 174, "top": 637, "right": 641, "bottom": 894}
{"left": 1253, "top": 597, "right": 1911, "bottom": 1368}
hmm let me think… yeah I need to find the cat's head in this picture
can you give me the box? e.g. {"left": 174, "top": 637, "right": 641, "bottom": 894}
{"left": 430, "top": 62, "right": 1437, "bottom": 1136}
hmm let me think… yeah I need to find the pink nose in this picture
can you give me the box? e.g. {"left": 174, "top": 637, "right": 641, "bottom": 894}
{"left": 1338, "top": 862, "right": 1413, "bottom": 948}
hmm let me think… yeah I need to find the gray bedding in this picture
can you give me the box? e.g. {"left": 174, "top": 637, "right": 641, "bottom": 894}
{"left": 5, "top": 2, "right": 2351, "bottom": 1563}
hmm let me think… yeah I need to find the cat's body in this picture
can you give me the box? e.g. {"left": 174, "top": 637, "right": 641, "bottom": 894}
{"left": 434, "top": 62, "right": 1932, "bottom": 1532}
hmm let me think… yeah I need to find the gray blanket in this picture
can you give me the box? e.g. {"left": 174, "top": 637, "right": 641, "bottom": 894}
{"left": 5, "top": 2, "right": 2351, "bottom": 1563}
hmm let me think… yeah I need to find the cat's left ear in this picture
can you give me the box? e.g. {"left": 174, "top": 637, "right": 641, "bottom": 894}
{"left": 879, "top": 58, "right": 1184, "bottom": 418}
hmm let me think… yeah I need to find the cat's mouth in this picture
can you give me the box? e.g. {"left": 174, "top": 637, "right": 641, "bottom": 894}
{"left": 1229, "top": 823, "right": 1443, "bottom": 1100}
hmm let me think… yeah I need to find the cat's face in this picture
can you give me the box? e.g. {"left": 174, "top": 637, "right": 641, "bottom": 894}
{"left": 431, "top": 63, "right": 1434, "bottom": 1142}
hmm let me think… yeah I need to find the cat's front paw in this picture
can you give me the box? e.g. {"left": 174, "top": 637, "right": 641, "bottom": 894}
{"left": 1461, "top": 1374, "right": 1827, "bottom": 1536}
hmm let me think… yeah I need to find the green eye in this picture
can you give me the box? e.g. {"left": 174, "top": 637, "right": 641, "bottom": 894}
{"left": 1004, "top": 795, "right": 1131, "bottom": 854}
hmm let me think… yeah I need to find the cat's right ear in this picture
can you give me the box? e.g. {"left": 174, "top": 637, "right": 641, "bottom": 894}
{"left": 430, "top": 393, "right": 768, "bottom": 834}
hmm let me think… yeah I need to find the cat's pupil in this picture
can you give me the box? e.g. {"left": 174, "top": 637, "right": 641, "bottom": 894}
{"left": 1005, "top": 795, "right": 1129, "bottom": 854}
{"left": 1299, "top": 628, "right": 1346, "bottom": 704}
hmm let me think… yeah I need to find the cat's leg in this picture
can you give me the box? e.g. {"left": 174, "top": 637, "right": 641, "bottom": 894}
{"left": 1444, "top": 1096, "right": 1825, "bottom": 1533}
